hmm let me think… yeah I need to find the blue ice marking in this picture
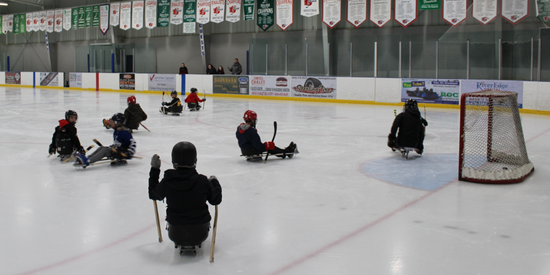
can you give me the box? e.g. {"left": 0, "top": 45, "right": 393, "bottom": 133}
{"left": 362, "top": 154, "right": 458, "bottom": 191}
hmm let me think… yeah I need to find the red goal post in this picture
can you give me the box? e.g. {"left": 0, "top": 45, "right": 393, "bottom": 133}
{"left": 458, "top": 90, "right": 534, "bottom": 183}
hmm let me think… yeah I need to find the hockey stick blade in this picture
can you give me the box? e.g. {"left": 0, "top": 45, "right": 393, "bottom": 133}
{"left": 264, "top": 121, "right": 277, "bottom": 163}
{"left": 93, "top": 139, "right": 103, "bottom": 147}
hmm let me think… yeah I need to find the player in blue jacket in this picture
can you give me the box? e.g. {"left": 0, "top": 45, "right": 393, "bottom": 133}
{"left": 75, "top": 113, "right": 136, "bottom": 168}
{"left": 236, "top": 110, "right": 297, "bottom": 160}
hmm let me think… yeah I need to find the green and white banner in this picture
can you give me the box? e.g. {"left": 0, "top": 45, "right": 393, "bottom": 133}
{"left": 537, "top": 0, "right": 550, "bottom": 23}
{"left": 257, "top": 0, "right": 274, "bottom": 31}
{"left": 63, "top": 9, "right": 71, "bottom": 30}
{"left": 85, "top": 6, "right": 92, "bottom": 28}
{"left": 13, "top": 14, "right": 20, "bottom": 33}
{"left": 158, "top": 0, "right": 171, "bottom": 27}
{"left": 244, "top": 0, "right": 255, "bottom": 20}
{"left": 419, "top": 0, "right": 440, "bottom": 10}
{"left": 72, "top": 8, "right": 78, "bottom": 30}
{"left": 92, "top": 5, "right": 100, "bottom": 27}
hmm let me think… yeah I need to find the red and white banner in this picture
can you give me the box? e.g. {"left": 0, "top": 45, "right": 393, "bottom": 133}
{"left": 63, "top": 9, "right": 71, "bottom": 30}
{"left": 100, "top": 5, "right": 110, "bottom": 34}
{"left": 6, "top": 15, "right": 13, "bottom": 32}
{"left": 443, "top": 0, "right": 467, "bottom": 26}
{"left": 472, "top": 0, "right": 497, "bottom": 24}
{"left": 46, "top": 10, "right": 55, "bottom": 32}
{"left": 120, "top": 2, "right": 132, "bottom": 30}
{"left": 2, "top": 17, "right": 7, "bottom": 34}
{"left": 145, "top": 0, "right": 157, "bottom": 29}
{"left": 197, "top": 0, "right": 211, "bottom": 24}
{"left": 394, "top": 0, "right": 417, "bottom": 27}
{"left": 171, "top": 0, "right": 184, "bottom": 25}
{"left": 26, "top": 13, "right": 33, "bottom": 31}
{"left": 347, "top": 0, "right": 367, "bottom": 28}
{"left": 370, "top": 0, "right": 391, "bottom": 27}
{"left": 211, "top": 0, "right": 225, "bottom": 23}
{"left": 301, "top": 0, "right": 319, "bottom": 17}
{"left": 39, "top": 11, "right": 47, "bottom": 31}
{"left": 55, "top": 10, "right": 63, "bottom": 32}
{"left": 226, "top": 0, "right": 241, "bottom": 22}
{"left": 111, "top": 2, "right": 120, "bottom": 26}
{"left": 32, "top": 12, "right": 40, "bottom": 31}
{"left": 322, "top": 0, "right": 341, "bottom": 28}
{"left": 502, "top": 0, "right": 529, "bottom": 24}
{"left": 132, "top": 1, "right": 144, "bottom": 29}
{"left": 277, "top": 0, "right": 294, "bottom": 30}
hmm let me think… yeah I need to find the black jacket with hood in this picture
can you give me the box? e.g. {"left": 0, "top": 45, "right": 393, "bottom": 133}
{"left": 390, "top": 107, "right": 428, "bottom": 148}
{"left": 149, "top": 167, "right": 222, "bottom": 225}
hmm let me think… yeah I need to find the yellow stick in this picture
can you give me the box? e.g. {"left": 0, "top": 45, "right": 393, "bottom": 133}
{"left": 153, "top": 200, "right": 163, "bottom": 243}
{"left": 210, "top": 205, "right": 219, "bottom": 263}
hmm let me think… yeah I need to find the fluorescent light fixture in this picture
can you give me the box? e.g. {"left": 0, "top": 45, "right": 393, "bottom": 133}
{"left": 0, "top": 2, "right": 8, "bottom": 6}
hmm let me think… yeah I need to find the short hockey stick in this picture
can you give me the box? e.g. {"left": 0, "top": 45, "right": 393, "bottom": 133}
{"left": 93, "top": 139, "right": 103, "bottom": 147}
{"left": 62, "top": 145, "right": 95, "bottom": 163}
{"left": 140, "top": 123, "right": 151, "bottom": 132}
{"left": 153, "top": 200, "right": 163, "bottom": 243}
{"left": 210, "top": 205, "right": 219, "bottom": 263}
{"left": 264, "top": 121, "right": 277, "bottom": 163}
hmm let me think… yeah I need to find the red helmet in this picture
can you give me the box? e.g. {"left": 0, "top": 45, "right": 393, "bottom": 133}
{"left": 127, "top": 95, "right": 136, "bottom": 105}
{"left": 243, "top": 110, "right": 257, "bottom": 123}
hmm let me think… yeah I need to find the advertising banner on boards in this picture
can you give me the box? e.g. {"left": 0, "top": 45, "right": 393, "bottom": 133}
{"left": 69, "top": 73, "right": 82, "bottom": 88}
{"left": 120, "top": 73, "right": 136, "bottom": 90}
{"left": 461, "top": 79, "right": 524, "bottom": 108}
{"left": 213, "top": 76, "right": 249, "bottom": 94}
{"left": 401, "top": 78, "right": 460, "bottom": 104}
{"left": 148, "top": 74, "right": 177, "bottom": 91}
{"left": 249, "top": 75, "right": 291, "bottom": 97}
{"left": 291, "top": 76, "right": 337, "bottom": 98}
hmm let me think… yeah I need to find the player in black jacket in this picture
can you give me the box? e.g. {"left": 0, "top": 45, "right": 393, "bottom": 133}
{"left": 148, "top": 141, "right": 222, "bottom": 253}
{"left": 49, "top": 110, "right": 84, "bottom": 161}
{"left": 388, "top": 99, "right": 428, "bottom": 154}
{"left": 160, "top": 91, "right": 182, "bottom": 114}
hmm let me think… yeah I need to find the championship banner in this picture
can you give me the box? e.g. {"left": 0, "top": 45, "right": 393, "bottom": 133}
{"left": 210, "top": 0, "right": 225, "bottom": 23}
{"left": 39, "top": 11, "right": 47, "bottom": 31}
{"left": 322, "top": 0, "right": 341, "bottom": 28}
{"left": 92, "top": 5, "right": 101, "bottom": 27}
{"left": 120, "top": 74, "right": 136, "bottom": 90}
{"left": 226, "top": 0, "right": 241, "bottom": 22}
{"left": 1, "top": 16, "right": 5, "bottom": 34}
{"left": 78, "top": 7, "right": 85, "bottom": 28}
{"left": 395, "top": 0, "right": 417, "bottom": 27}
{"left": 257, "top": 0, "right": 274, "bottom": 30}
{"left": 537, "top": 0, "right": 550, "bottom": 23}
{"left": 100, "top": 5, "right": 110, "bottom": 34}
{"left": 213, "top": 76, "right": 249, "bottom": 94}
{"left": 443, "top": 0, "right": 467, "bottom": 26}
{"left": 120, "top": 2, "right": 132, "bottom": 30}
{"left": 72, "top": 8, "right": 78, "bottom": 30}
{"left": 184, "top": 0, "right": 197, "bottom": 23}
{"left": 145, "top": 0, "right": 157, "bottom": 29}
{"left": 184, "top": 22, "right": 196, "bottom": 32}
{"left": 347, "top": 0, "right": 366, "bottom": 28}
{"left": 419, "top": 0, "right": 440, "bottom": 9}
{"left": 111, "top": 2, "right": 121, "bottom": 26}
{"left": 276, "top": 0, "right": 293, "bottom": 30}
{"left": 133, "top": 1, "right": 144, "bottom": 29}
{"left": 402, "top": 79, "right": 460, "bottom": 105}
{"left": 472, "top": 0, "right": 497, "bottom": 25}
{"left": 291, "top": 76, "right": 337, "bottom": 98}
{"left": 6, "top": 14, "right": 13, "bottom": 32}
{"left": 502, "top": 0, "right": 529, "bottom": 24}
{"left": 55, "top": 10, "right": 63, "bottom": 32}
{"left": 249, "top": 75, "right": 291, "bottom": 96}
{"left": 32, "top": 11, "right": 40, "bottom": 31}
{"left": 158, "top": 0, "right": 171, "bottom": 27}
{"left": 197, "top": 0, "right": 211, "bottom": 24}
{"left": 244, "top": 0, "right": 255, "bottom": 20}
{"left": 63, "top": 9, "right": 71, "bottom": 30}
{"left": 171, "top": 0, "right": 184, "bottom": 25}
{"left": 301, "top": 0, "right": 320, "bottom": 17}
{"left": 46, "top": 11, "right": 54, "bottom": 32}
{"left": 370, "top": 0, "right": 391, "bottom": 27}
{"left": 461, "top": 80, "right": 524, "bottom": 108}
{"left": 85, "top": 6, "right": 92, "bottom": 27}
{"left": 148, "top": 74, "right": 177, "bottom": 91}
{"left": 26, "top": 13, "right": 33, "bottom": 32}
{"left": 14, "top": 14, "right": 20, "bottom": 33}
{"left": 19, "top": 14, "right": 26, "bottom": 33}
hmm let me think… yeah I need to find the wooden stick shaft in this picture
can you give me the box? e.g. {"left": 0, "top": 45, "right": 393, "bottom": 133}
{"left": 210, "top": 205, "right": 219, "bottom": 263}
{"left": 153, "top": 200, "right": 163, "bottom": 243}
{"left": 140, "top": 122, "right": 151, "bottom": 132}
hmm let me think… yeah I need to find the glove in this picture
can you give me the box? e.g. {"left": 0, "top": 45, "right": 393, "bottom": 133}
{"left": 151, "top": 154, "right": 161, "bottom": 169}
{"left": 49, "top": 145, "right": 56, "bottom": 155}
{"left": 78, "top": 148, "right": 86, "bottom": 156}
{"left": 209, "top": 175, "right": 217, "bottom": 181}
{"left": 387, "top": 134, "right": 396, "bottom": 148}
{"left": 202, "top": 98, "right": 206, "bottom": 102}
{"left": 162, "top": 102, "right": 167, "bottom": 106}
{"left": 264, "top": 141, "right": 275, "bottom": 151}
{"left": 422, "top": 118, "right": 428, "bottom": 127}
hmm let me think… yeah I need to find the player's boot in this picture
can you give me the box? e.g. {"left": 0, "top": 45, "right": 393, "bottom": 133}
{"left": 73, "top": 152, "right": 89, "bottom": 168}
{"left": 285, "top": 142, "right": 298, "bottom": 158}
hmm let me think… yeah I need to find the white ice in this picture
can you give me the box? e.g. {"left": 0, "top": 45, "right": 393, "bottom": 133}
{"left": 1, "top": 87, "right": 550, "bottom": 275}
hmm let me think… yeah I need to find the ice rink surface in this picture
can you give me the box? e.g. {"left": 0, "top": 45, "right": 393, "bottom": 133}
{"left": 1, "top": 87, "right": 550, "bottom": 275}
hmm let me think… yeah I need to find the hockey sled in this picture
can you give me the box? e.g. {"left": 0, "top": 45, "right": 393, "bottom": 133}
{"left": 241, "top": 151, "right": 298, "bottom": 161}
{"left": 176, "top": 244, "right": 201, "bottom": 256}
{"left": 392, "top": 147, "right": 420, "bottom": 160}
{"left": 159, "top": 106, "right": 183, "bottom": 116}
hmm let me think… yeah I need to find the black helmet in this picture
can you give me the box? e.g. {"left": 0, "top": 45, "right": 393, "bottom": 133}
{"left": 171, "top": 91, "right": 178, "bottom": 96}
{"left": 190, "top": 87, "right": 198, "bottom": 93}
{"left": 172, "top": 141, "right": 197, "bottom": 168}
{"left": 111, "top": 113, "right": 125, "bottom": 125}
{"left": 65, "top": 110, "right": 78, "bottom": 122}
{"left": 404, "top": 99, "right": 418, "bottom": 111}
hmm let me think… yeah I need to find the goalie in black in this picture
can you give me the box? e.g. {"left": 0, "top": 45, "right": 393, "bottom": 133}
{"left": 388, "top": 99, "right": 428, "bottom": 155}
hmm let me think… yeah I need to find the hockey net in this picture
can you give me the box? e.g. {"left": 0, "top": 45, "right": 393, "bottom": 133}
{"left": 459, "top": 90, "right": 534, "bottom": 183}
